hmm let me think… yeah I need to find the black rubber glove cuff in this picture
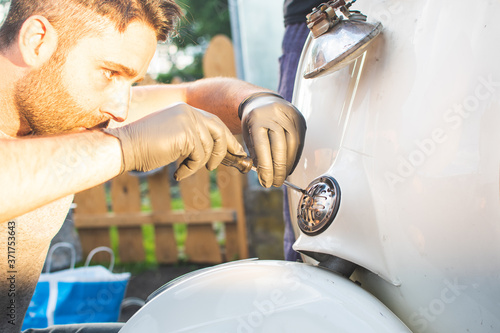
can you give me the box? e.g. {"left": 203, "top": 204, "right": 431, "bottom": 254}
{"left": 238, "top": 92, "right": 285, "bottom": 120}
{"left": 102, "top": 128, "right": 128, "bottom": 175}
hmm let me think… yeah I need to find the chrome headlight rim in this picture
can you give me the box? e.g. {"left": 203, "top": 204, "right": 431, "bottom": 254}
{"left": 297, "top": 176, "right": 341, "bottom": 236}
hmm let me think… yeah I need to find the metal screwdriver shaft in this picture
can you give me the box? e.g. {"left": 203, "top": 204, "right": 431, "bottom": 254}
{"left": 282, "top": 179, "right": 307, "bottom": 195}
{"left": 221, "top": 152, "right": 307, "bottom": 194}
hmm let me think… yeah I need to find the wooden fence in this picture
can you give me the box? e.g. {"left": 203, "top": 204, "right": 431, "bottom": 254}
{"left": 73, "top": 164, "right": 248, "bottom": 264}
{"left": 73, "top": 35, "right": 248, "bottom": 264}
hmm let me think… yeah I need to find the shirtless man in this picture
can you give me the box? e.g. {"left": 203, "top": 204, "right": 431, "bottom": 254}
{"left": 0, "top": 0, "right": 306, "bottom": 332}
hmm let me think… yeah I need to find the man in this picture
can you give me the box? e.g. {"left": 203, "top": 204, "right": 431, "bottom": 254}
{"left": 0, "top": 0, "right": 306, "bottom": 332}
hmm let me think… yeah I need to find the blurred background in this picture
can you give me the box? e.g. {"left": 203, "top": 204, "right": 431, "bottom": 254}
{"left": 130, "top": 0, "right": 284, "bottom": 91}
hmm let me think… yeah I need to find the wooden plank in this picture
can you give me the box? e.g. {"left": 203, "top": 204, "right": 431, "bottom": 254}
{"left": 147, "top": 167, "right": 177, "bottom": 264}
{"left": 74, "top": 209, "right": 236, "bottom": 228}
{"left": 73, "top": 184, "right": 111, "bottom": 262}
{"left": 155, "top": 209, "right": 235, "bottom": 224}
{"left": 111, "top": 173, "right": 145, "bottom": 263}
{"left": 180, "top": 169, "right": 222, "bottom": 263}
{"left": 217, "top": 162, "right": 249, "bottom": 261}
{"left": 75, "top": 212, "right": 152, "bottom": 227}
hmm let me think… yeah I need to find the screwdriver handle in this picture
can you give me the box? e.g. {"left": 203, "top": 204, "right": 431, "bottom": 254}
{"left": 221, "top": 152, "right": 253, "bottom": 174}
{"left": 221, "top": 152, "right": 307, "bottom": 194}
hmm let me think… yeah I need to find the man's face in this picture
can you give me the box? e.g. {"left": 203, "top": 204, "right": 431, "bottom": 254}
{"left": 15, "top": 20, "right": 157, "bottom": 135}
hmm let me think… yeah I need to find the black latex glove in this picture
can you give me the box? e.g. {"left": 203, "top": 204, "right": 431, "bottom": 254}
{"left": 240, "top": 92, "right": 307, "bottom": 187}
{"left": 104, "top": 103, "right": 246, "bottom": 180}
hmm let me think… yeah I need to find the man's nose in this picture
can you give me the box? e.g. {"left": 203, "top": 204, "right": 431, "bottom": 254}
{"left": 100, "top": 83, "right": 131, "bottom": 122}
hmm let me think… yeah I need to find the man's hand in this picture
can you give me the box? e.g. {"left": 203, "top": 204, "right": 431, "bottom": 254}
{"left": 104, "top": 102, "right": 246, "bottom": 180}
{"left": 240, "top": 93, "right": 307, "bottom": 187}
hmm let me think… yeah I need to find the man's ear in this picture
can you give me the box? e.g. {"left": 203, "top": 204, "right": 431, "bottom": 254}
{"left": 18, "top": 15, "right": 58, "bottom": 67}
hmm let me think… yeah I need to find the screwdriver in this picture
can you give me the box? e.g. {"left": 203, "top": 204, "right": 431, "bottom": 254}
{"left": 221, "top": 152, "right": 307, "bottom": 194}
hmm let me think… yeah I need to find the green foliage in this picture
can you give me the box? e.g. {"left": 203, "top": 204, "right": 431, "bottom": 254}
{"left": 174, "top": 0, "right": 232, "bottom": 48}
{"left": 159, "top": 0, "right": 231, "bottom": 82}
{"left": 156, "top": 53, "right": 204, "bottom": 83}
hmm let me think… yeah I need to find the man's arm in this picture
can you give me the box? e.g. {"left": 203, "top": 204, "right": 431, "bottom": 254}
{"left": 0, "top": 131, "right": 122, "bottom": 222}
{"left": 125, "top": 77, "right": 269, "bottom": 133}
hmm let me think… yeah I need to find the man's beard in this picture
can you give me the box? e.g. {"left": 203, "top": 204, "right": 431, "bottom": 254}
{"left": 14, "top": 52, "right": 109, "bottom": 136}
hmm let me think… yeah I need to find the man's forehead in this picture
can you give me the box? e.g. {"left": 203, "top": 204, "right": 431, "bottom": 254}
{"left": 69, "top": 20, "right": 158, "bottom": 76}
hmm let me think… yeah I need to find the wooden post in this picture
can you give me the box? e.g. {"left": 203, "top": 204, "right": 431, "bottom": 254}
{"left": 217, "top": 165, "right": 248, "bottom": 261}
{"left": 180, "top": 169, "right": 222, "bottom": 263}
{"left": 202, "top": 35, "right": 237, "bottom": 78}
{"left": 111, "top": 173, "right": 145, "bottom": 263}
{"left": 73, "top": 184, "right": 111, "bottom": 262}
{"left": 147, "top": 167, "right": 178, "bottom": 264}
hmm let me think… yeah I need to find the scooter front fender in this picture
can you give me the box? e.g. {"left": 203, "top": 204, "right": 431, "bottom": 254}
{"left": 120, "top": 260, "right": 411, "bottom": 332}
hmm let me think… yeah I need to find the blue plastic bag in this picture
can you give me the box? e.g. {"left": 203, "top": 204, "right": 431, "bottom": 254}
{"left": 22, "top": 244, "right": 130, "bottom": 330}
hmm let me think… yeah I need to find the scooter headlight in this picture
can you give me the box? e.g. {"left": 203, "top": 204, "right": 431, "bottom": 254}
{"left": 297, "top": 176, "right": 341, "bottom": 236}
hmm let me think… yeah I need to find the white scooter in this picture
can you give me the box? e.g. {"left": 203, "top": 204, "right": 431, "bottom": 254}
{"left": 120, "top": 1, "right": 500, "bottom": 332}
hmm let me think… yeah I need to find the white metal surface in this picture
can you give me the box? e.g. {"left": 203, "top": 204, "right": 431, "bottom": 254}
{"left": 289, "top": 1, "right": 500, "bottom": 332}
{"left": 120, "top": 260, "right": 410, "bottom": 333}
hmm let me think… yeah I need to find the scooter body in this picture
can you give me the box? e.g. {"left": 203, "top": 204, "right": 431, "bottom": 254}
{"left": 290, "top": 0, "right": 500, "bottom": 332}
{"left": 120, "top": 260, "right": 410, "bottom": 332}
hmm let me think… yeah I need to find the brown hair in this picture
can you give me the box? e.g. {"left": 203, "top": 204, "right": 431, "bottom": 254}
{"left": 0, "top": 0, "right": 182, "bottom": 48}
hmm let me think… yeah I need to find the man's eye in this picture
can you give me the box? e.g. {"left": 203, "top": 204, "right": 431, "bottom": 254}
{"left": 103, "top": 69, "right": 118, "bottom": 80}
